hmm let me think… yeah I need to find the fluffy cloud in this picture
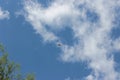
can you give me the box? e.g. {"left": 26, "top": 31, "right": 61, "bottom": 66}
{"left": 113, "top": 38, "right": 120, "bottom": 51}
{"left": 23, "top": 0, "right": 120, "bottom": 80}
{"left": 0, "top": 7, "right": 9, "bottom": 20}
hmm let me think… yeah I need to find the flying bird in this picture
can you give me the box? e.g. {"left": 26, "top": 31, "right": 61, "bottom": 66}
{"left": 57, "top": 43, "right": 62, "bottom": 47}
{"left": 56, "top": 41, "right": 62, "bottom": 47}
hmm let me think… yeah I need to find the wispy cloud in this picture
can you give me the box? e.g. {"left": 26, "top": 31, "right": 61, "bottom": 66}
{"left": 65, "top": 77, "right": 71, "bottom": 80}
{"left": 0, "top": 7, "right": 9, "bottom": 20}
{"left": 23, "top": 0, "right": 120, "bottom": 80}
{"left": 113, "top": 38, "right": 120, "bottom": 51}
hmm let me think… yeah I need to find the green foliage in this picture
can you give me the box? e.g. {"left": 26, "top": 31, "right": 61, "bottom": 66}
{"left": 0, "top": 44, "right": 5, "bottom": 53}
{"left": 26, "top": 74, "right": 35, "bottom": 80}
{"left": 0, "top": 44, "right": 35, "bottom": 80}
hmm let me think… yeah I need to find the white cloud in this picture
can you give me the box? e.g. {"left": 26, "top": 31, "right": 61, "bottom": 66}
{"left": 113, "top": 38, "right": 120, "bottom": 51}
{"left": 65, "top": 77, "right": 71, "bottom": 80}
{"left": 0, "top": 7, "right": 9, "bottom": 20}
{"left": 23, "top": 0, "right": 120, "bottom": 80}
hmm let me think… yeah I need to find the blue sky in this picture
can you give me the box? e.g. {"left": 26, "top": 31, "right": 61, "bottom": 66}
{"left": 0, "top": 0, "right": 120, "bottom": 80}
